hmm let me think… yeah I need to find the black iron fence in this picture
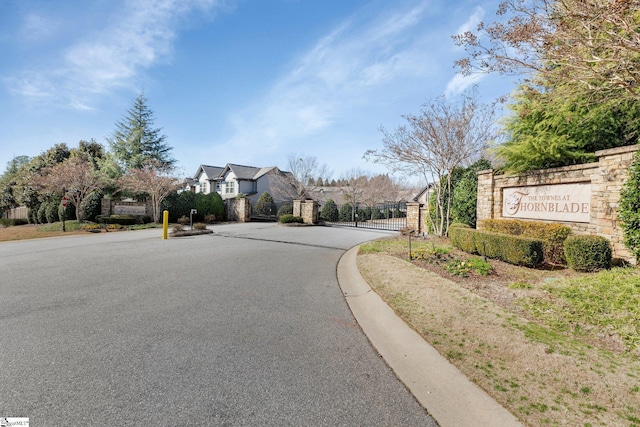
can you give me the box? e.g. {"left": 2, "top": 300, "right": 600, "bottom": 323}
{"left": 318, "top": 201, "right": 407, "bottom": 231}
{"left": 249, "top": 200, "right": 292, "bottom": 222}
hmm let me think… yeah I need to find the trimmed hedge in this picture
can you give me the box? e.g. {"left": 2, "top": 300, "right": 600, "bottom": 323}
{"left": 279, "top": 214, "right": 304, "bottom": 224}
{"left": 449, "top": 225, "right": 544, "bottom": 267}
{"left": 0, "top": 218, "right": 29, "bottom": 227}
{"left": 479, "top": 219, "right": 572, "bottom": 265}
{"left": 564, "top": 235, "right": 612, "bottom": 272}
{"left": 96, "top": 214, "right": 137, "bottom": 226}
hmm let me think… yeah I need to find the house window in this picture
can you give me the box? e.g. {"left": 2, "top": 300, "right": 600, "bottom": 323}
{"left": 225, "top": 181, "right": 235, "bottom": 194}
{"left": 200, "top": 181, "right": 207, "bottom": 194}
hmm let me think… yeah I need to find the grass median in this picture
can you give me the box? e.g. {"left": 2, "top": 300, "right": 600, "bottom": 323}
{"left": 357, "top": 235, "right": 640, "bottom": 427}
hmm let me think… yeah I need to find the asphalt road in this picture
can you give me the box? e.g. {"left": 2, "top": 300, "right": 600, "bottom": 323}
{"left": 1, "top": 223, "right": 438, "bottom": 426}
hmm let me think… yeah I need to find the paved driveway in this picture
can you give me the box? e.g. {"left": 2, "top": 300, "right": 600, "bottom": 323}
{"left": 1, "top": 224, "right": 437, "bottom": 426}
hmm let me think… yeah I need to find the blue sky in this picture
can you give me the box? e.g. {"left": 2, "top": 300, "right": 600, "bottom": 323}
{"left": 0, "top": 0, "right": 517, "bottom": 181}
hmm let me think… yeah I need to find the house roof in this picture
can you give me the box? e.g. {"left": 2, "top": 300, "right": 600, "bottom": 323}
{"left": 195, "top": 163, "right": 292, "bottom": 182}
{"left": 412, "top": 183, "right": 434, "bottom": 202}
{"left": 223, "top": 164, "right": 263, "bottom": 180}
{"left": 194, "top": 164, "right": 224, "bottom": 180}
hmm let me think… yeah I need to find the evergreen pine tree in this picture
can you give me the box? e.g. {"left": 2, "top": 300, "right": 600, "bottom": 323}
{"left": 108, "top": 93, "right": 175, "bottom": 171}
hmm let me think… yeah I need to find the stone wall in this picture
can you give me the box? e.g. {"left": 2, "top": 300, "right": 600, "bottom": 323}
{"left": 101, "top": 199, "right": 153, "bottom": 218}
{"left": 477, "top": 145, "right": 639, "bottom": 261}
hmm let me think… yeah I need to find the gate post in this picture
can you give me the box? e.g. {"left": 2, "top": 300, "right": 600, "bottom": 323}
{"left": 302, "top": 200, "right": 319, "bottom": 224}
{"left": 293, "top": 200, "right": 302, "bottom": 217}
{"left": 406, "top": 202, "right": 422, "bottom": 234}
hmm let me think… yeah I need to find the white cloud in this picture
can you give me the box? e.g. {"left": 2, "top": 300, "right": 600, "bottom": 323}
{"left": 9, "top": 0, "right": 224, "bottom": 109}
{"left": 225, "top": 1, "right": 439, "bottom": 159}
{"left": 455, "top": 6, "right": 484, "bottom": 36}
{"left": 445, "top": 73, "right": 485, "bottom": 97}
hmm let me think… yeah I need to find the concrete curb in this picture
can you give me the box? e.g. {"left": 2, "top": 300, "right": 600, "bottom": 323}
{"left": 337, "top": 245, "right": 524, "bottom": 427}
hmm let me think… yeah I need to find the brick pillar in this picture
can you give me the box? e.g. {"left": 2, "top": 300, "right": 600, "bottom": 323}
{"left": 101, "top": 198, "right": 112, "bottom": 217}
{"left": 301, "top": 200, "right": 319, "bottom": 224}
{"left": 293, "top": 200, "right": 302, "bottom": 217}
{"left": 235, "top": 197, "right": 251, "bottom": 223}
{"left": 476, "top": 169, "right": 494, "bottom": 228}
{"left": 406, "top": 202, "right": 422, "bottom": 234}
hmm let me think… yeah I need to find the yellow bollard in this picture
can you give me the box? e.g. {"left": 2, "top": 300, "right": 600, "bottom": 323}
{"left": 163, "top": 210, "right": 169, "bottom": 240}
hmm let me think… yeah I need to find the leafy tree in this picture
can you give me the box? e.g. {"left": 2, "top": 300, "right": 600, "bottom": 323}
{"left": 339, "top": 203, "right": 353, "bottom": 222}
{"left": 366, "top": 89, "right": 497, "bottom": 235}
{"left": 31, "top": 157, "right": 109, "bottom": 222}
{"left": 163, "top": 190, "right": 195, "bottom": 222}
{"left": 119, "top": 160, "right": 183, "bottom": 223}
{"left": 254, "top": 192, "right": 276, "bottom": 216}
{"left": 320, "top": 199, "right": 339, "bottom": 222}
{"left": 496, "top": 84, "right": 640, "bottom": 173}
{"left": 0, "top": 156, "right": 29, "bottom": 212}
{"left": 619, "top": 150, "right": 640, "bottom": 259}
{"left": 451, "top": 158, "right": 492, "bottom": 227}
{"left": 107, "top": 93, "right": 175, "bottom": 171}
{"left": 454, "top": 0, "right": 640, "bottom": 102}
{"left": 193, "top": 192, "right": 224, "bottom": 222}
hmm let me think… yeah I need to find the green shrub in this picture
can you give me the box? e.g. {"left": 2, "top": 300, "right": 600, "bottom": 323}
{"left": 564, "top": 235, "right": 612, "bottom": 272}
{"left": 320, "top": 199, "right": 339, "bottom": 222}
{"left": 339, "top": 204, "right": 353, "bottom": 222}
{"left": 620, "top": 149, "right": 640, "bottom": 259}
{"left": 451, "top": 158, "right": 492, "bottom": 227}
{"left": 279, "top": 214, "right": 304, "bottom": 224}
{"left": 277, "top": 202, "right": 293, "bottom": 219}
{"left": 449, "top": 226, "right": 544, "bottom": 267}
{"left": 80, "top": 191, "right": 102, "bottom": 222}
{"left": 140, "top": 215, "right": 152, "bottom": 224}
{"left": 45, "top": 199, "right": 59, "bottom": 224}
{"left": 254, "top": 192, "right": 277, "bottom": 216}
{"left": 479, "top": 219, "right": 572, "bottom": 265}
{"left": 96, "top": 214, "right": 137, "bottom": 225}
{"left": 37, "top": 203, "right": 47, "bottom": 224}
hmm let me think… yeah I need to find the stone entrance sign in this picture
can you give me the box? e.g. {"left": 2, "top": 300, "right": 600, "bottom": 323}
{"left": 476, "top": 145, "right": 640, "bottom": 261}
{"left": 503, "top": 183, "right": 591, "bottom": 223}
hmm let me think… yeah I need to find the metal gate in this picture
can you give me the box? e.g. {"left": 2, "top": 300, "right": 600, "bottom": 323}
{"left": 318, "top": 202, "right": 407, "bottom": 231}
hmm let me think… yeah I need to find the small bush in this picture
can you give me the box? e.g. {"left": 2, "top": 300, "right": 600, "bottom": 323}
{"left": 96, "top": 214, "right": 137, "bottom": 225}
{"left": 279, "top": 214, "right": 304, "bottom": 224}
{"left": 172, "top": 224, "right": 184, "bottom": 232}
{"left": 139, "top": 215, "right": 153, "bottom": 224}
{"left": 204, "top": 214, "right": 216, "bottom": 223}
{"left": 0, "top": 218, "right": 29, "bottom": 227}
{"left": 177, "top": 215, "right": 190, "bottom": 225}
{"left": 450, "top": 226, "right": 543, "bottom": 267}
{"left": 564, "top": 235, "right": 612, "bottom": 272}
{"left": 45, "top": 200, "right": 59, "bottom": 223}
{"left": 277, "top": 202, "right": 293, "bottom": 218}
{"left": 193, "top": 222, "right": 207, "bottom": 230}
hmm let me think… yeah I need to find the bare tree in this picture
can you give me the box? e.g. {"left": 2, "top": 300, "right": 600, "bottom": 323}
{"left": 454, "top": 0, "right": 640, "bottom": 101}
{"left": 340, "top": 169, "right": 369, "bottom": 219}
{"left": 32, "top": 157, "right": 109, "bottom": 222}
{"left": 119, "top": 160, "right": 183, "bottom": 223}
{"left": 271, "top": 153, "right": 332, "bottom": 200}
{"left": 365, "top": 90, "right": 496, "bottom": 236}
{"left": 364, "top": 174, "right": 401, "bottom": 207}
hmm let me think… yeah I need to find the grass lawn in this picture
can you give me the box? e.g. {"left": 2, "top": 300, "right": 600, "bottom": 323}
{"left": 358, "top": 235, "right": 640, "bottom": 427}
{"left": 0, "top": 221, "right": 163, "bottom": 242}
